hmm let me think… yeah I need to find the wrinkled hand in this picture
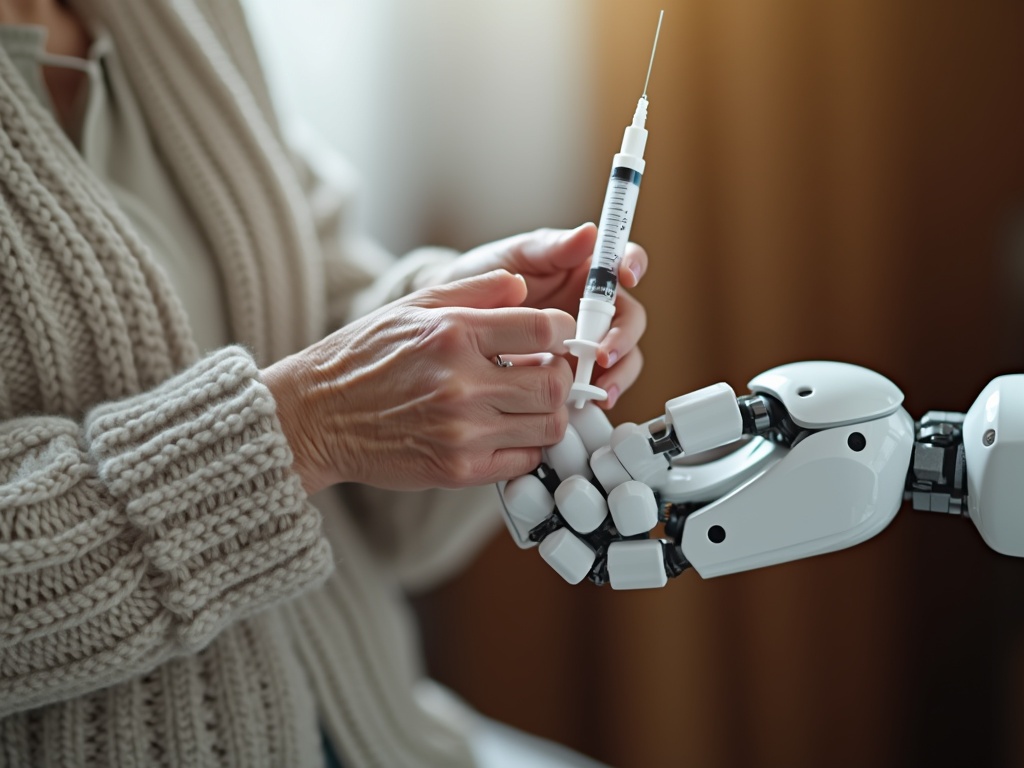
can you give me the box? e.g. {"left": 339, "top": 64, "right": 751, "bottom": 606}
{"left": 437, "top": 224, "right": 648, "bottom": 409}
{"left": 263, "top": 270, "right": 575, "bottom": 495}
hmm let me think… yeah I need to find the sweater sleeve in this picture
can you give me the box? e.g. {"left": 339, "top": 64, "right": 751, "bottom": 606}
{"left": 0, "top": 346, "right": 333, "bottom": 717}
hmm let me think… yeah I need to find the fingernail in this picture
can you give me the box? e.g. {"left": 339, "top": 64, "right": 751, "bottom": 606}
{"left": 605, "top": 385, "right": 620, "bottom": 409}
{"left": 627, "top": 262, "right": 642, "bottom": 284}
{"left": 604, "top": 349, "right": 619, "bottom": 368}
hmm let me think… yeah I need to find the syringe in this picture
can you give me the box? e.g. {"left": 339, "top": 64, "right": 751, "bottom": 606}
{"left": 566, "top": 10, "right": 664, "bottom": 408}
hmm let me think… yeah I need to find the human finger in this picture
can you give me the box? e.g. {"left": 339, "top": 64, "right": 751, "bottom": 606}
{"left": 596, "top": 290, "right": 647, "bottom": 368}
{"left": 482, "top": 354, "right": 572, "bottom": 414}
{"left": 491, "top": 410, "right": 570, "bottom": 451}
{"left": 513, "top": 223, "right": 598, "bottom": 273}
{"left": 617, "top": 242, "right": 649, "bottom": 289}
{"left": 414, "top": 268, "right": 527, "bottom": 310}
{"left": 594, "top": 347, "right": 644, "bottom": 410}
{"left": 470, "top": 307, "right": 576, "bottom": 357}
{"left": 479, "top": 447, "right": 547, "bottom": 484}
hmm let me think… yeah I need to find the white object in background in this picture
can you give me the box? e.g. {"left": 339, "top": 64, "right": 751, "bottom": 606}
{"left": 243, "top": 0, "right": 594, "bottom": 257}
{"left": 664, "top": 382, "right": 743, "bottom": 455}
{"left": 963, "top": 375, "right": 1024, "bottom": 556}
{"left": 543, "top": 424, "right": 592, "bottom": 481}
{"left": 539, "top": 528, "right": 595, "bottom": 585}
{"left": 554, "top": 475, "right": 608, "bottom": 534}
{"left": 498, "top": 475, "right": 554, "bottom": 548}
{"left": 608, "top": 480, "right": 658, "bottom": 536}
{"left": 607, "top": 540, "right": 667, "bottom": 590}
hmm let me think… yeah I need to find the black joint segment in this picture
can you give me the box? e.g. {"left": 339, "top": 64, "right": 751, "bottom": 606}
{"left": 662, "top": 541, "right": 691, "bottom": 579}
{"left": 663, "top": 501, "right": 703, "bottom": 543}
{"left": 579, "top": 515, "right": 628, "bottom": 551}
{"left": 738, "top": 393, "right": 802, "bottom": 445}
{"left": 737, "top": 396, "right": 758, "bottom": 435}
{"left": 528, "top": 515, "right": 563, "bottom": 544}
{"left": 531, "top": 463, "right": 561, "bottom": 495}
{"left": 657, "top": 497, "right": 673, "bottom": 525}
{"left": 588, "top": 554, "right": 610, "bottom": 587}
{"left": 904, "top": 418, "right": 969, "bottom": 510}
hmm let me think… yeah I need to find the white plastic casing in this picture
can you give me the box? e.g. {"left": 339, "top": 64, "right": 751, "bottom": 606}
{"left": 962, "top": 375, "right": 1024, "bottom": 556}
{"left": 749, "top": 361, "right": 903, "bottom": 429}
{"left": 607, "top": 540, "right": 667, "bottom": 590}
{"left": 681, "top": 408, "right": 914, "bottom": 578}
{"left": 608, "top": 480, "right": 659, "bottom": 536}
{"left": 539, "top": 529, "right": 595, "bottom": 585}
{"left": 612, "top": 423, "right": 669, "bottom": 486}
{"left": 569, "top": 402, "right": 614, "bottom": 455}
{"left": 658, "top": 438, "right": 783, "bottom": 505}
{"left": 665, "top": 383, "right": 743, "bottom": 455}
{"left": 555, "top": 475, "right": 608, "bottom": 534}
{"left": 498, "top": 475, "right": 553, "bottom": 549}
{"left": 590, "top": 445, "right": 633, "bottom": 493}
{"left": 543, "top": 424, "right": 591, "bottom": 481}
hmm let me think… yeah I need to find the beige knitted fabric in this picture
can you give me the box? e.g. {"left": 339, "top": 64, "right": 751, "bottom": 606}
{"left": 0, "top": 1, "right": 488, "bottom": 766}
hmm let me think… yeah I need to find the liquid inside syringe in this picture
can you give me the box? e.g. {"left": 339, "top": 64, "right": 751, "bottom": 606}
{"left": 566, "top": 12, "right": 662, "bottom": 408}
{"left": 584, "top": 162, "right": 643, "bottom": 303}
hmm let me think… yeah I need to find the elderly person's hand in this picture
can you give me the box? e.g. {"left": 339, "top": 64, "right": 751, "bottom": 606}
{"left": 437, "top": 224, "right": 647, "bottom": 410}
{"left": 263, "top": 270, "right": 575, "bottom": 494}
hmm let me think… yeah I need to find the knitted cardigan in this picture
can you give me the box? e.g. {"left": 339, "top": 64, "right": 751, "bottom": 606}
{"left": 0, "top": 1, "right": 495, "bottom": 765}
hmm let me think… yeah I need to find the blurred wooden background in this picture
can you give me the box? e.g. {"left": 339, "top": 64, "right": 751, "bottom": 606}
{"left": 415, "top": 1, "right": 1024, "bottom": 766}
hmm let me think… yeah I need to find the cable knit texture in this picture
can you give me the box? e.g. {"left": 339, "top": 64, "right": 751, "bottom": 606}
{"left": 0, "top": 1, "right": 483, "bottom": 766}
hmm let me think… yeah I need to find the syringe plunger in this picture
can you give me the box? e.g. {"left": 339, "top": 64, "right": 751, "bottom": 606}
{"left": 566, "top": 298, "right": 616, "bottom": 408}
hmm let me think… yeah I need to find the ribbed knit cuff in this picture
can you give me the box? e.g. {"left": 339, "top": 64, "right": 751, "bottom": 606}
{"left": 85, "top": 346, "right": 333, "bottom": 650}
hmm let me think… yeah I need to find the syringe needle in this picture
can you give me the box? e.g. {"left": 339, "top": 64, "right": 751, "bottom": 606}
{"left": 641, "top": 10, "right": 665, "bottom": 99}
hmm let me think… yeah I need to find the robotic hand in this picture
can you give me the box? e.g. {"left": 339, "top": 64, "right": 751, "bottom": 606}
{"left": 497, "top": 361, "right": 1024, "bottom": 589}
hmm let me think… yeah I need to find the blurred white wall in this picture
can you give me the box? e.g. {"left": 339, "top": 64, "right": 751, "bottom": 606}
{"left": 243, "top": 0, "right": 596, "bottom": 255}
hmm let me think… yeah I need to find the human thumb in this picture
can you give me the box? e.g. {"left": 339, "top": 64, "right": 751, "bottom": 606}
{"left": 414, "top": 269, "right": 528, "bottom": 310}
{"left": 505, "top": 222, "right": 598, "bottom": 273}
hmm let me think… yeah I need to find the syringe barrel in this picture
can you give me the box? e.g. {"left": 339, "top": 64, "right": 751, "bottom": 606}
{"left": 583, "top": 156, "right": 644, "bottom": 304}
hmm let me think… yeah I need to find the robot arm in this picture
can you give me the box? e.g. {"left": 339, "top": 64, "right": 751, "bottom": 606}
{"left": 497, "top": 361, "right": 1024, "bottom": 589}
